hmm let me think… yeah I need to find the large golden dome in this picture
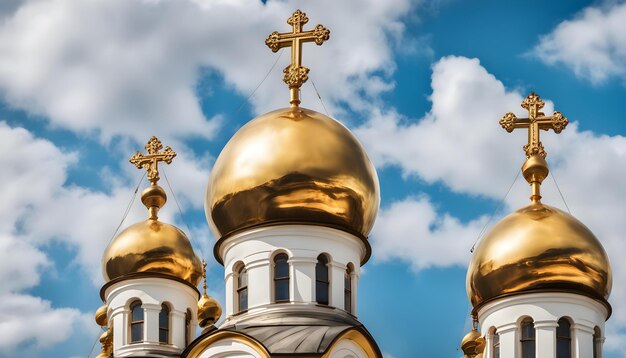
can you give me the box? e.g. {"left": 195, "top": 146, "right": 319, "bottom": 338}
{"left": 205, "top": 107, "right": 380, "bottom": 248}
{"left": 102, "top": 218, "right": 203, "bottom": 286}
{"left": 467, "top": 203, "right": 612, "bottom": 312}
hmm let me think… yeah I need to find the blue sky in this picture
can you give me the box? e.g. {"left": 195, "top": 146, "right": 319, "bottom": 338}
{"left": 1, "top": 1, "right": 626, "bottom": 357}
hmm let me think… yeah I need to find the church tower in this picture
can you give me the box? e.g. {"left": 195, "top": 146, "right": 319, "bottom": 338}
{"left": 461, "top": 93, "right": 612, "bottom": 358}
{"left": 183, "top": 10, "right": 382, "bottom": 358}
{"left": 96, "top": 137, "right": 220, "bottom": 357}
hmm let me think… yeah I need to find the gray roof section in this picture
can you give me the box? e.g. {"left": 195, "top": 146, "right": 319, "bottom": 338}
{"left": 186, "top": 308, "right": 381, "bottom": 357}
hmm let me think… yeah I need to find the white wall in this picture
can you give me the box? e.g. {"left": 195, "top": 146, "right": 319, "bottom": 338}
{"left": 218, "top": 225, "right": 366, "bottom": 318}
{"left": 103, "top": 277, "right": 199, "bottom": 357}
{"left": 477, "top": 292, "right": 608, "bottom": 358}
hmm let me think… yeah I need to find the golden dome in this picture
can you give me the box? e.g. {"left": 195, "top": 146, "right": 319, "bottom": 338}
{"left": 198, "top": 293, "right": 222, "bottom": 328}
{"left": 95, "top": 304, "right": 108, "bottom": 326}
{"left": 461, "top": 328, "right": 484, "bottom": 357}
{"left": 205, "top": 107, "right": 380, "bottom": 247}
{"left": 102, "top": 217, "right": 202, "bottom": 286}
{"left": 467, "top": 203, "right": 612, "bottom": 311}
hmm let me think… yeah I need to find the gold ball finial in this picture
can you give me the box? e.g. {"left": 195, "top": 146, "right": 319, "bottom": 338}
{"left": 197, "top": 260, "right": 222, "bottom": 328}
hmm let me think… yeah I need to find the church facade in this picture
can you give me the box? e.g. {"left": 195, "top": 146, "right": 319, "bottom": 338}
{"left": 93, "top": 10, "right": 612, "bottom": 358}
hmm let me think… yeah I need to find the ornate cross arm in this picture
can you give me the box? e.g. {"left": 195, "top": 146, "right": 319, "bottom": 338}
{"left": 499, "top": 92, "right": 569, "bottom": 203}
{"left": 499, "top": 93, "right": 569, "bottom": 158}
{"left": 129, "top": 136, "right": 176, "bottom": 185}
{"left": 264, "top": 9, "right": 330, "bottom": 107}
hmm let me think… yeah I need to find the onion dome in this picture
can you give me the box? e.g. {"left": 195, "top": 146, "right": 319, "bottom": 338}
{"left": 466, "top": 93, "right": 612, "bottom": 313}
{"left": 467, "top": 203, "right": 612, "bottom": 309}
{"left": 206, "top": 107, "right": 380, "bottom": 242}
{"left": 206, "top": 10, "right": 379, "bottom": 263}
{"left": 460, "top": 320, "right": 485, "bottom": 358}
{"left": 95, "top": 304, "right": 108, "bottom": 326}
{"left": 197, "top": 261, "right": 222, "bottom": 328}
{"left": 102, "top": 137, "right": 202, "bottom": 286}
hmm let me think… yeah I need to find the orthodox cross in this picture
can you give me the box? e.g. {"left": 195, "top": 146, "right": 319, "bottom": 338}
{"left": 129, "top": 136, "right": 176, "bottom": 185}
{"left": 499, "top": 92, "right": 569, "bottom": 159}
{"left": 265, "top": 9, "right": 330, "bottom": 107}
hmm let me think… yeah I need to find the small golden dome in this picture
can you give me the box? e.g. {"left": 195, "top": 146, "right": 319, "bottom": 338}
{"left": 206, "top": 107, "right": 379, "bottom": 246}
{"left": 102, "top": 218, "right": 202, "bottom": 286}
{"left": 95, "top": 304, "right": 108, "bottom": 326}
{"left": 467, "top": 203, "right": 612, "bottom": 311}
{"left": 197, "top": 293, "right": 222, "bottom": 328}
{"left": 461, "top": 328, "right": 485, "bottom": 357}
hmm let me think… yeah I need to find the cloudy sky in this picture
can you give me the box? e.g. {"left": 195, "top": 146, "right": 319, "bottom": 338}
{"left": 1, "top": 0, "right": 626, "bottom": 357}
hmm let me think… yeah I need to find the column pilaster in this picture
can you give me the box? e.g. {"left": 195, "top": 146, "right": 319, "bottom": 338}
{"left": 573, "top": 322, "right": 594, "bottom": 358}
{"left": 534, "top": 320, "right": 558, "bottom": 358}
{"left": 496, "top": 322, "right": 517, "bottom": 358}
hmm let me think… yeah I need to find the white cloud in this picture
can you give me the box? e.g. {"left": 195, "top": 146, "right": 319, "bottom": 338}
{"left": 371, "top": 196, "right": 486, "bottom": 271}
{"left": 0, "top": 293, "right": 95, "bottom": 352}
{"left": 533, "top": 2, "right": 626, "bottom": 84}
{"left": 0, "top": 122, "right": 212, "bottom": 352}
{"left": 359, "top": 55, "right": 626, "bottom": 346}
{"left": 0, "top": 0, "right": 414, "bottom": 143}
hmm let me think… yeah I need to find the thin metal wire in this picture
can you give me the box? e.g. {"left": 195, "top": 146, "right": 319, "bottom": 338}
{"left": 85, "top": 326, "right": 106, "bottom": 358}
{"left": 470, "top": 169, "right": 521, "bottom": 253}
{"left": 106, "top": 171, "right": 145, "bottom": 246}
{"left": 550, "top": 170, "right": 571, "bottom": 214}
{"left": 310, "top": 78, "right": 331, "bottom": 117}
{"left": 234, "top": 49, "right": 284, "bottom": 116}
{"left": 161, "top": 168, "right": 205, "bottom": 261}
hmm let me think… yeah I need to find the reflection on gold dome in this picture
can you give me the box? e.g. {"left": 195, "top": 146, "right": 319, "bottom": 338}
{"left": 102, "top": 219, "right": 203, "bottom": 286}
{"left": 206, "top": 107, "right": 380, "bottom": 252}
{"left": 467, "top": 203, "right": 612, "bottom": 312}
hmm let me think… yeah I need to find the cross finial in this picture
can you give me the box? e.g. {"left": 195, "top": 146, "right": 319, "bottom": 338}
{"left": 129, "top": 136, "right": 176, "bottom": 185}
{"left": 265, "top": 9, "right": 330, "bottom": 107}
{"left": 499, "top": 92, "right": 569, "bottom": 203}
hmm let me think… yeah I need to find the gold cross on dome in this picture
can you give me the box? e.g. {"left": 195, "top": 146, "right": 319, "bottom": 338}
{"left": 265, "top": 9, "right": 330, "bottom": 107}
{"left": 129, "top": 136, "right": 176, "bottom": 185}
{"left": 499, "top": 92, "right": 569, "bottom": 158}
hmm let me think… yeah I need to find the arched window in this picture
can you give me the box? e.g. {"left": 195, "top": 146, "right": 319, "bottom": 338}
{"left": 159, "top": 303, "right": 170, "bottom": 344}
{"left": 237, "top": 264, "right": 248, "bottom": 312}
{"left": 273, "top": 253, "right": 290, "bottom": 303}
{"left": 492, "top": 329, "right": 500, "bottom": 358}
{"left": 344, "top": 264, "right": 353, "bottom": 313}
{"left": 520, "top": 318, "right": 535, "bottom": 358}
{"left": 129, "top": 300, "right": 144, "bottom": 343}
{"left": 556, "top": 318, "right": 571, "bottom": 358}
{"left": 185, "top": 309, "right": 192, "bottom": 345}
{"left": 593, "top": 326, "right": 601, "bottom": 358}
{"left": 316, "top": 254, "right": 330, "bottom": 305}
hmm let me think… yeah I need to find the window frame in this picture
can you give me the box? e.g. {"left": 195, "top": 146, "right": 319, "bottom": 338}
{"left": 158, "top": 303, "right": 170, "bottom": 344}
{"left": 185, "top": 309, "right": 192, "bottom": 345}
{"left": 129, "top": 300, "right": 144, "bottom": 344}
{"left": 556, "top": 318, "right": 572, "bottom": 358}
{"left": 273, "top": 253, "right": 290, "bottom": 303}
{"left": 236, "top": 264, "right": 249, "bottom": 312}
{"left": 315, "top": 254, "right": 330, "bottom": 305}
{"left": 344, "top": 263, "right": 353, "bottom": 313}
{"left": 492, "top": 328, "right": 500, "bottom": 358}
{"left": 520, "top": 317, "right": 536, "bottom": 358}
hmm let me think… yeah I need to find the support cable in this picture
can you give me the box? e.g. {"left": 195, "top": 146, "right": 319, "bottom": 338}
{"left": 550, "top": 170, "right": 572, "bottom": 214}
{"left": 107, "top": 171, "right": 145, "bottom": 247}
{"left": 310, "top": 77, "right": 331, "bottom": 117}
{"left": 234, "top": 49, "right": 284, "bottom": 116}
{"left": 162, "top": 168, "right": 206, "bottom": 261}
{"left": 470, "top": 169, "right": 521, "bottom": 253}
